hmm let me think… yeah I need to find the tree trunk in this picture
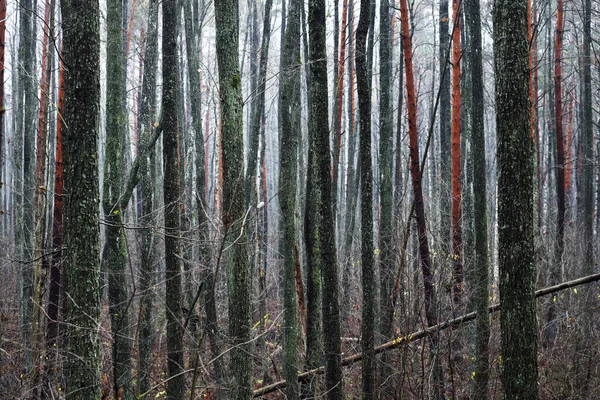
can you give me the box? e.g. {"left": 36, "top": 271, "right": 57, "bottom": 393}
{"left": 62, "top": 0, "right": 102, "bottom": 396}
{"left": 163, "top": 0, "right": 185, "bottom": 397}
{"left": 493, "top": 0, "right": 538, "bottom": 396}
{"left": 308, "top": 0, "right": 343, "bottom": 398}
{"left": 399, "top": 0, "right": 444, "bottom": 396}
{"left": 439, "top": 0, "right": 451, "bottom": 252}
{"left": 18, "top": 0, "right": 36, "bottom": 368}
{"left": 451, "top": 0, "right": 463, "bottom": 311}
{"left": 546, "top": 0, "right": 565, "bottom": 347}
{"left": 356, "top": 0, "right": 374, "bottom": 397}
{"left": 0, "top": 0, "right": 4, "bottom": 183}
{"left": 103, "top": 0, "right": 133, "bottom": 395}
{"left": 214, "top": 1, "right": 252, "bottom": 398}
{"left": 279, "top": 0, "right": 302, "bottom": 398}
{"left": 464, "top": 0, "right": 490, "bottom": 395}
{"left": 136, "top": 0, "right": 159, "bottom": 395}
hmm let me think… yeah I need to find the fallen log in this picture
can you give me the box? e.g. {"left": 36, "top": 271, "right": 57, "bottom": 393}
{"left": 253, "top": 272, "right": 600, "bottom": 397}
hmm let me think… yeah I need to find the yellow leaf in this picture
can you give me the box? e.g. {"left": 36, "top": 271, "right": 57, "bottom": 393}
{"left": 573, "top": 288, "right": 578, "bottom": 294}
{"left": 471, "top": 371, "right": 476, "bottom": 380}
{"left": 251, "top": 320, "right": 261, "bottom": 331}
{"left": 553, "top": 296, "right": 556, "bottom": 302}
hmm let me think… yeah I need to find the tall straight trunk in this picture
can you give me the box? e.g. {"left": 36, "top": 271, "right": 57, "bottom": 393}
{"left": 302, "top": 109, "right": 322, "bottom": 399}
{"left": 464, "top": 0, "right": 490, "bottom": 395}
{"left": 493, "top": 0, "right": 538, "bottom": 397}
{"left": 378, "top": 0, "right": 395, "bottom": 396}
{"left": 439, "top": 0, "right": 451, "bottom": 249}
{"left": 45, "top": 61, "right": 64, "bottom": 391}
{"left": 547, "top": 0, "right": 565, "bottom": 346}
{"left": 279, "top": 1, "right": 302, "bottom": 398}
{"left": 29, "top": 0, "right": 53, "bottom": 394}
{"left": 395, "top": 38, "right": 404, "bottom": 213}
{"left": 247, "top": 0, "right": 274, "bottom": 211}
{"left": 136, "top": 0, "right": 159, "bottom": 395}
{"left": 163, "top": 0, "right": 185, "bottom": 398}
{"left": 332, "top": 0, "right": 346, "bottom": 206}
{"left": 308, "top": 0, "right": 343, "bottom": 398}
{"left": 451, "top": 0, "right": 463, "bottom": 310}
{"left": 333, "top": 0, "right": 349, "bottom": 202}
{"left": 19, "top": 0, "right": 36, "bottom": 366}
{"left": 214, "top": 1, "right": 252, "bottom": 398}
{"left": 103, "top": 0, "right": 133, "bottom": 395}
{"left": 355, "top": 0, "right": 374, "bottom": 397}
{"left": 0, "top": 0, "right": 4, "bottom": 180}
{"left": 565, "top": 96, "right": 573, "bottom": 201}
{"left": 581, "top": 0, "right": 593, "bottom": 275}
{"left": 62, "top": 0, "right": 102, "bottom": 396}
{"left": 399, "top": 0, "right": 444, "bottom": 396}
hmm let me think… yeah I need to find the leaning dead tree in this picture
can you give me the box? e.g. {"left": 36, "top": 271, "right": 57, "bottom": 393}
{"left": 253, "top": 272, "right": 600, "bottom": 397}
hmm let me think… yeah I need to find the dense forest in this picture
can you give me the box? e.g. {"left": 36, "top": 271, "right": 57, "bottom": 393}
{"left": 0, "top": 0, "right": 598, "bottom": 398}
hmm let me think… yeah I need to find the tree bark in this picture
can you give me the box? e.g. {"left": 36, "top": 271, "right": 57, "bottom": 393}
{"left": 214, "top": 1, "right": 252, "bottom": 398}
{"left": 163, "top": 0, "right": 185, "bottom": 397}
{"left": 62, "top": 0, "right": 102, "bottom": 396}
{"left": 308, "top": 0, "right": 343, "bottom": 397}
{"left": 546, "top": 0, "right": 565, "bottom": 347}
{"left": 136, "top": 0, "right": 159, "bottom": 395}
{"left": 279, "top": 0, "right": 302, "bottom": 397}
{"left": 464, "top": 0, "right": 490, "bottom": 395}
{"left": 399, "top": 0, "right": 444, "bottom": 396}
{"left": 493, "top": 0, "right": 538, "bottom": 396}
{"left": 356, "top": 0, "right": 374, "bottom": 397}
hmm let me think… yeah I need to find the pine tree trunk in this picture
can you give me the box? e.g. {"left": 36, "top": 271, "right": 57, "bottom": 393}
{"left": 451, "top": 0, "right": 463, "bottom": 311}
{"left": 493, "top": 0, "right": 538, "bottom": 397}
{"left": 399, "top": 0, "right": 444, "bottom": 396}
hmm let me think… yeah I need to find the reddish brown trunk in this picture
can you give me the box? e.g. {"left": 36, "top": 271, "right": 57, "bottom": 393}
{"left": 126, "top": 0, "right": 139, "bottom": 55}
{"left": 399, "top": 0, "right": 435, "bottom": 325}
{"left": 451, "top": 0, "right": 462, "bottom": 306}
{"left": 333, "top": 0, "right": 349, "bottom": 181}
{"left": 47, "top": 61, "right": 64, "bottom": 348}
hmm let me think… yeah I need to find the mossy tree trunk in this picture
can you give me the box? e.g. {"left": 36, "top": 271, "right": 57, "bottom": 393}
{"left": 308, "top": 0, "right": 343, "bottom": 397}
{"left": 493, "top": 0, "right": 538, "bottom": 397}
{"left": 103, "top": 0, "right": 132, "bottom": 395}
{"left": 136, "top": 0, "right": 159, "bottom": 395}
{"left": 62, "top": 0, "right": 102, "bottom": 396}
{"left": 162, "top": 0, "right": 185, "bottom": 397}
{"left": 355, "top": 0, "right": 374, "bottom": 397}
{"left": 279, "top": 0, "right": 302, "bottom": 398}
{"left": 214, "top": 0, "right": 252, "bottom": 398}
{"left": 378, "top": 0, "right": 396, "bottom": 395}
{"left": 464, "top": 0, "right": 490, "bottom": 396}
